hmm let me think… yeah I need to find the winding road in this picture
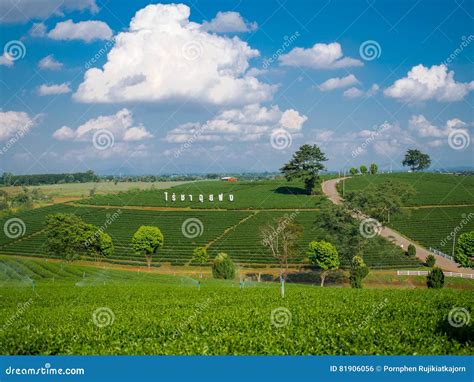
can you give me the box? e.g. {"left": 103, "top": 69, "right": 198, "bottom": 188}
{"left": 321, "top": 177, "right": 474, "bottom": 275}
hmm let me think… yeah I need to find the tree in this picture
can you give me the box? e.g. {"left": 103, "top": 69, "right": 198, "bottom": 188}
{"left": 212, "top": 252, "right": 235, "bottom": 279}
{"left": 307, "top": 240, "right": 339, "bottom": 287}
{"left": 349, "top": 167, "right": 359, "bottom": 176}
{"left": 359, "top": 165, "right": 368, "bottom": 175}
{"left": 349, "top": 255, "right": 369, "bottom": 288}
{"left": 261, "top": 217, "right": 303, "bottom": 283}
{"left": 425, "top": 254, "right": 436, "bottom": 268}
{"left": 83, "top": 226, "right": 114, "bottom": 262}
{"left": 427, "top": 267, "right": 444, "bottom": 289}
{"left": 280, "top": 144, "right": 327, "bottom": 195}
{"left": 370, "top": 163, "right": 378, "bottom": 175}
{"left": 192, "top": 246, "right": 209, "bottom": 278}
{"left": 402, "top": 149, "right": 431, "bottom": 172}
{"left": 407, "top": 244, "right": 416, "bottom": 257}
{"left": 131, "top": 226, "right": 164, "bottom": 269}
{"left": 455, "top": 231, "right": 474, "bottom": 268}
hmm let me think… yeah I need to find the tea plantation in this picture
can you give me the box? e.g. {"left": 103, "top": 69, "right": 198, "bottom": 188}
{"left": 0, "top": 257, "right": 472, "bottom": 355}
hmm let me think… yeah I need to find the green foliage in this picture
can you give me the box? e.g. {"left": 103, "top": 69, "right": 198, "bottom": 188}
{"left": 425, "top": 254, "right": 436, "bottom": 268}
{"left": 192, "top": 246, "right": 209, "bottom": 264}
{"left": 307, "top": 240, "right": 339, "bottom": 286}
{"left": 407, "top": 244, "right": 416, "bottom": 257}
{"left": 369, "top": 163, "right": 378, "bottom": 175}
{"left": 280, "top": 144, "right": 328, "bottom": 195}
{"left": 131, "top": 226, "right": 164, "bottom": 268}
{"left": 349, "top": 256, "right": 369, "bottom": 288}
{"left": 212, "top": 252, "right": 235, "bottom": 279}
{"left": 427, "top": 267, "right": 445, "bottom": 289}
{"left": 0, "top": 171, "right": 97, "bottom": 186}
{"left": 349, "top": 167, "right": 359, "bottom": 176}
{"left": 83, "top": 226, "right": 114, "bottom": 261}
{"left": 455, "top": 231, "right": 474, "bottom": 268}
{"left": 402, "top": 149, "right": 431, "bottom": 172}
{"left": 359, "top": 165, "right": 368, "bottom": 175}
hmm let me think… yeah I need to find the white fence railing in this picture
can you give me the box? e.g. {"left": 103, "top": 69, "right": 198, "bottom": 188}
{"left": 397, "top": 270, "right": 474, "bottom": 279}
{"left": 429, "top": 247, "right": 454, "bottom": 262}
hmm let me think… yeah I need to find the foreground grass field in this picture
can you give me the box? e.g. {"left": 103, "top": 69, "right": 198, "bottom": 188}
{"left": 0, "top": 257, "right": 472, "bottom": 355}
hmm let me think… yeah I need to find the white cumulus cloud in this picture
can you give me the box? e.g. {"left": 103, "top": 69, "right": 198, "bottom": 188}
{"left": 165, "top": 104, "right": 307, "bottom": 143}
{"left": 279, "top": 42, "right": 363, "bottom": 69}
{"left": 38, "top": 83, "right": 71, "bottom": 95}
{"left": 201, "top": 11, "right": 257, "bottom": 33}
{"left": 384, "top": 64, "right": 474, "bottom": 102}
{"left": 318, "top": 74, "right": 358, "bottom": 91}
{"left": 0, "top": 111, "right": 37, "bottom": 140}
{"left": 52, "top": 108, "right": 153, "bottom": 142}
{"left": 344, "top": 84, "right": 379, "bottom": 98}
{"left": 0, "top": 53, "right": 14, "bottom": 67}
{"left": 38, "top": 54, "right": 63, "bottom": 70}
{"left": 73, "top": 3, "right": 275, "bottom": 105}
{"left": 48, "top": 19, "right": 113, "bottom": 42}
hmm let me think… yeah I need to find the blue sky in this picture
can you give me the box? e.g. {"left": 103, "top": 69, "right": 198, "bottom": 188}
{"left": 0, "top": 0, "right": 473, "bottom": 175}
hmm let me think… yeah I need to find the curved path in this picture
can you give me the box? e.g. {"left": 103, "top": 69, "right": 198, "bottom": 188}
{"left": 322, "top": 177, "right": 474, "bottom": 275}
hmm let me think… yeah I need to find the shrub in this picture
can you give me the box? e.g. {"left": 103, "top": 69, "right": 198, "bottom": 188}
{"left": 349, "top": 256, "right": 369, "bottom": 288}
{"left": 212, "top": 252, "right": 235, "bottom": 280}
{"left": 427, "top": 267, "right": 444, "bottom": 289}
{"left": 407, "top": 244, "right": 416, "bottom": 257}
{"left": 425, "top": 254, "right": 436, "bottom": 267}
{"left": 455, "top": 231, "right": 474, "bottom": 268}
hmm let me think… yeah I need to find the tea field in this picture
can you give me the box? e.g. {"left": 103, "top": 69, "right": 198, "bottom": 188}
{"left": 0, "top": 257, "right": 472, "bottom": 355}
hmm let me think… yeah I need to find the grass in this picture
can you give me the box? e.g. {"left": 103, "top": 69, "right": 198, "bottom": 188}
{"left": 0, "top": 257, "right": 472, "bottom": 355}
{"left": 341, "top": 173, "right": 474, "bottom": 206}
{"left": 76, "top": 180, "right": 328, "bottom": 209}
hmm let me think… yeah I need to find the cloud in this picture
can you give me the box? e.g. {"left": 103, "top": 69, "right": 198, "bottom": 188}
{"left": 0, "top": 0, "right": 98, "bottom": 24}
{"left": 409, "top": 114, "right": 469, "bottom": 141}
{"left": 0, "top": 111, "right": 37, "bottom": 140}
{"left": 0, "top": 53, "right": 14, "bottom": 67}
{"left": 318, "top": 74, "right": 358, "bottom": 91}
{"left": 344, "top": 84, "right": 379, "bottom": 98}
{"left": 38, "top": 54, "right": 63, "bottom": 70}
{"left": 201, "top": 11, "right": 257, "bottom": 33}
{"left": 52, "top": 108, "right": 152, "bottom": 142}
{"left": 384, "top": 64, "right": 474, "bottom": 102}
{"left": 73, "top": 3, "right": 275, "bottom": 105}
{"left": 48, "top": 19, "right": 113, "bottom": 42}
{"left": 29, "top": 22, "right": 47, "bottom": 37}
{"left": 279, "top": 42, "right": 363, "bottom": 69}
{"left": 38, "top": 83, "right": 71, "bottom": 95}
{"left": 165, "top": 104, "right": 307, "bottom": 143}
